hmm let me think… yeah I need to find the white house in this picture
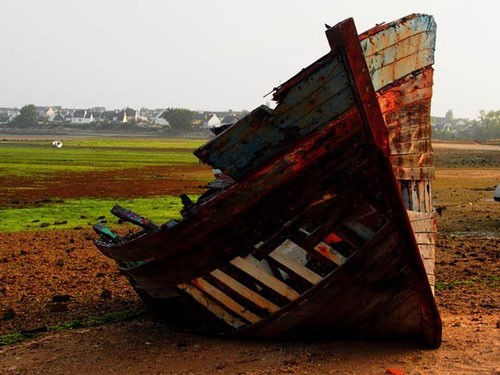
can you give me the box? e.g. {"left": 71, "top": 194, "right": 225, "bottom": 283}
{"left": 71, "top": 110, "right": 94, "bottom": 124}
{"left": 153, "top": 111, "right": 171, "bottom": 127}
{"left": 206, "top": 114, "right": 221, "bottom": 129}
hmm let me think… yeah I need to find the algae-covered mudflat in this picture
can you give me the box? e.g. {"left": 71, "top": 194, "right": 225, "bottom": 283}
{"left": 0, "top": 138, "right": 211, "bottom": 232}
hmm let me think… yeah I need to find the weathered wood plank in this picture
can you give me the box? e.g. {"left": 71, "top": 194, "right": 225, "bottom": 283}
{"left": 418, "top": 181, "right": 427, "bottom": 211}
{"left": 409, "top": 217, "right": 436, "bottom": 233}
{"left": 230, "top": 256, "right": 301, "bottom": 301}
{"left": 422, "top": 258, "right": 435, "bottom": 274}
{"left": 414, "top": 232, "right": 436, "bottom": 245}
{"left": 371, "top": 49, "right": 434, "bottom": 91}
{"left": 267, "top": 251, "right": 322, "bottom": 285}
{"left": 394, "top": 166, "right": 434, "bottom": 180}
{"left": 381, "top": 88, "right": 432, "bottom": 117}
{"left": 407, "top": 210, "right": 435, "bottom": 221}
{"left": 365, "top": 32, "right": 435, "bottom": 74}
{"left": 360, "top": 14, "right": 436, "bottom": 57}
{"left": 343, "top": 218, "right": 375, "bottom": 241}
{"left": 210, "top": 269, "right": 280, "bottom": 313}
{"left": 390, "top": 152, "right": 433, "bottom": 167}
{"left": 192, "top": 278, "right": 261, "bottom": 323}
{"left": 387, "top": 123, "right": 431, "bottom": 145}
{"left": 389, "top": 139, "right": 432, "bottom": 155}
{"left": 378, "top": 68, "right": 433, "bottom": 115}
{"left": 427, "top": 274, "right": 435, "bottom": 286}
{"left": 418, "top": 243, "right": 435, "bottom": 258}
{"left": 313, "top": 241, "right": 347, "bottom": 266}
{"left": 178, "top": 283, "right": 246, "bottom": 329}
{"left": 274, "top": 54, "right": 347, "bottom": 114}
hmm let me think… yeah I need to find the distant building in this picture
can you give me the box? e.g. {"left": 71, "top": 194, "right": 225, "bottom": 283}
{"left": 49, "top": 113, "right": 66, "bottom": 123}
{"left": 117, "top": 110, "right": 127, "bottom": 123}
{"left": 125, "top": 108, "right": 139, "bottom": 122}
{"left": 71, "top": 110, "right": 93, "bottom": 124}
{"left": 36, "top": 106, "right": 57, "bottom": 118}
{"left": 0, "top": 113, "right": 11, "bottom": 124}
{"left": 153, "top": 111, "right": 171, "bottom": 127}
{"left": 0, "top": 109, "right": 19, "bottom": 124}
{"left": 192, "top": 113, "right": 221, "bottom": 129}
{"left": 100, "top": 110, "right": 127, "bottom": 123}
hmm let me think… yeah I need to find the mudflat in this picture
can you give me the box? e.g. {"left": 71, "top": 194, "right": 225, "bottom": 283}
{"left": 0, "top": 139, "right": 498, "bottom": 374}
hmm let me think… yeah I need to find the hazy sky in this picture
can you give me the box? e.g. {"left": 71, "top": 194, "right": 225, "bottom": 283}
{"left": 0, "top": 0, "right": 498, "bottom": 118}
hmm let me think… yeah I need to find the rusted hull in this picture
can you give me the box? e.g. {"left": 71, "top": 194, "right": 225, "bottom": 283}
{"left": 94, "top": 14, "right": 440, "bottom": 346}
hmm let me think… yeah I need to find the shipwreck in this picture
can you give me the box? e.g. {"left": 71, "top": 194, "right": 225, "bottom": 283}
{"left": 94, "top": 14, "right": 441, "bottom": 347}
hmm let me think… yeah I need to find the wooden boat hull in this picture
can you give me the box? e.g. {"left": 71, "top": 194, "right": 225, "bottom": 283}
{"left": 360, "top": 14, "right": 437, "bottom": 293}
{"left": 94, "top": 15, "right": 441, "bottom": 347}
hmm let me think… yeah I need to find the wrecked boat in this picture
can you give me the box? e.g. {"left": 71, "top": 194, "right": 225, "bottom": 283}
{"left": 94, "top": 14, "right": 441, "bottom": 347}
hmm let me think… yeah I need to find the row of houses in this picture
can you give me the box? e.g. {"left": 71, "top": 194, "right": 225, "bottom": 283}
{"left": 0, "top": 105, "right": 249, "bottom": 129}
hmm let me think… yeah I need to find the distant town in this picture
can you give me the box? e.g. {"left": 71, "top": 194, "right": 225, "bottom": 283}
{"left": 1, "top": 105, "right": 499, "bottom": 140}
{"left": 0, "top": 105, "right": 251, "bottom": 135}
{"left": 431, "top": 109, "right": 500, "bottom": 140}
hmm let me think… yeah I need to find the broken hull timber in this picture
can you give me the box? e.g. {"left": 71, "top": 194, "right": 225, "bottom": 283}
{"left": 94, "top": 16, "right": 441, "bottom": 347}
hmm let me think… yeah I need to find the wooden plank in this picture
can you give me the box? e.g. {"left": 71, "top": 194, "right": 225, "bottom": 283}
{"left": 191, "top": 278, "right": 261, "bottom": 323}
{"left": 407, "top": 210, "right": 435, "bottom": 221}
{"left": 389, "top": 138, "right": 431, "bottom": 155}
{"left": 360, "top": 14, "right": 436, "bottom": 57}
{"left": 390, "top": 152, "right": 433, "bottom": 168}
{"left": 378, "top": 66, "right": 433, "bottom": 110}
{"left": 426, "top": 181, "right": 433, "bottom": 210}
{"left": 343, "top": 219, "right": 375, "bottom": 241}
{"left": 365, "top": 32, "right": 435, "bottom": 74}
{"left": 380, "top": 86, "right": 432, "bottom": 116}
{"left": 414, "top": 232, "right": 436, "bottom": 245}
{"left": 394, "top": 166, "right": 434, "bottom": 180}
{"left": 273, "top": 55, "right": 348, "bottom": 115}
{"left": 313, "top": 241, "right": 347, "bottom": 265}
{"left": 384, "top": 100, "right": 431, "bottom": 126}
{"left": 418, "top": 181, "right": 427, "bottom": 212}
{"left": 386, "top": 116, "right": 431, "bottom": 135}
{"left": 418, "top": 244, "right": 435, "bottom": 259}
{"left": 427, "top": 274, "right": 436, "bottom": 286}
{"left": 409, "top": 217, "right": 436, "bottom": 233}
{"left": 210, "top": 269, "right": 280, "bottom": 313}
{"left": 178, "top": 283, "right": 246, "bottom": 329}
{"left": 267, "top": 251, "right": 323, "bottom": 285}
{"left": 370, "top": 49, "right": 434, "bottom": 91}
{"left": 388, "top": 122, "right": 432, "bottom": 144}
{"left": 230, "top": 256, "right": 301, "bottom": 301}
{"left": 422, "top": 258, "right": 435, "bottom": 275}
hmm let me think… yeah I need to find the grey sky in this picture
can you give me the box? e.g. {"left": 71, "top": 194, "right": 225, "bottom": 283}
{"left": 0, "top": 0, "right": 497, "bottom": 118}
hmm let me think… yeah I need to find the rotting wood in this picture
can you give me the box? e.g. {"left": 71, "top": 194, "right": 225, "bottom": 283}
{"left": 210, "top": 269, "right": 280, "bottom": 313}
{"left": 178, "top": 283, "right": 246, "bottom": 329}
{"left": 191, "top": 278, "right": 261, "bottom": 323}
{"left": 313, "top": 242, "right": 347, "bottom": 266}
{"left": 267, "top": 251, "right": 323, "bottom": 285}
{"left": 230, "top": 256, "right": 301, "bottom": 301}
